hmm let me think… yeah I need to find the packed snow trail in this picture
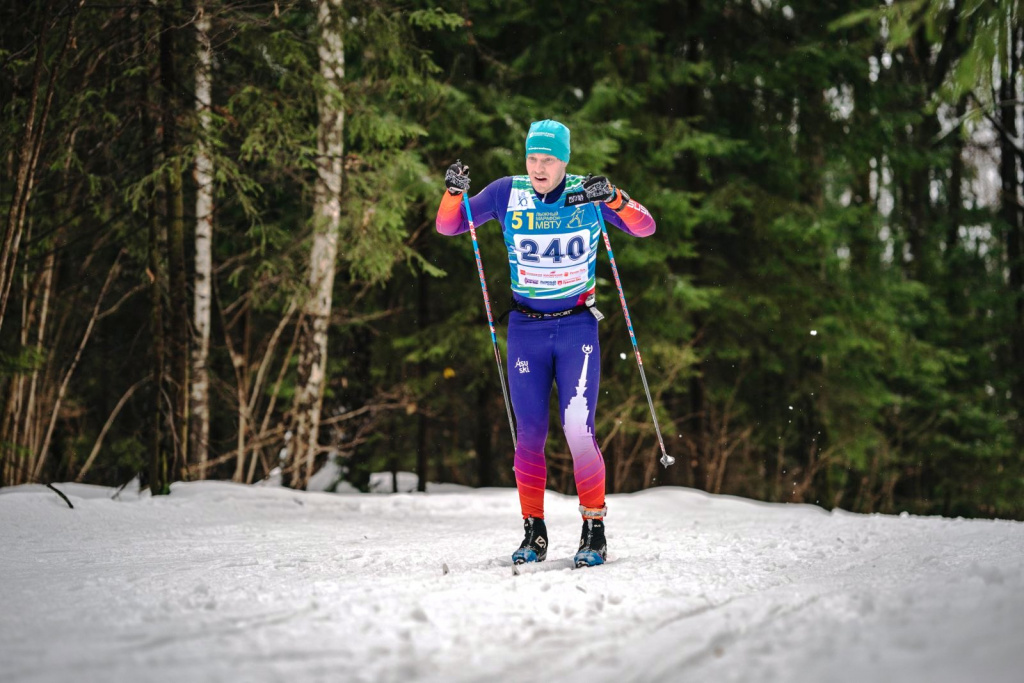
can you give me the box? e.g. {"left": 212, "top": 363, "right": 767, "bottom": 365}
{"left": 1, "top": 481, "right": 1022, "bottom": 683}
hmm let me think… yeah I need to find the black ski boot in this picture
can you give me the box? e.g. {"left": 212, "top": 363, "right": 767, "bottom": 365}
{"left": 511, "top": 517, "right": 548, "bottom": 564}
{"left": 574, "top": 518, "right": 607, "bottom": 567}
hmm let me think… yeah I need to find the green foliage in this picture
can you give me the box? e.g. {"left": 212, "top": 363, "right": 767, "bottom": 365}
{"left": 2, "top": 0, "right": 1022, "bottom": 518}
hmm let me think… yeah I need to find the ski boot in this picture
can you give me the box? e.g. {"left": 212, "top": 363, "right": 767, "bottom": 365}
{"left": 574, "top": 506, "right": 607, "bottom": 568}
{"left": 512, "top": 517, "right": 548, "bottom": 564}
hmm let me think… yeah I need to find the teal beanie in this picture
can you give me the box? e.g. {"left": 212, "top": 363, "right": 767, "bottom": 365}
{"left": 525, "top": 120, "right": 571, "bottom": 163}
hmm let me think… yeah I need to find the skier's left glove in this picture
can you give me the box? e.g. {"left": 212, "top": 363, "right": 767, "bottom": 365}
{"left": 583, "top": 174, "right": 615, "bottom": 203}
{"left": 445, "top": 160, "right": 471, "bottom": 195}
{"left": 583, "top": 174, "right": 630, "bottom": 211}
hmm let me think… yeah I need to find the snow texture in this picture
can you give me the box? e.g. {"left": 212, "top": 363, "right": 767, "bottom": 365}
{"left": 2, "top": 479, "right": 1023, "bottom": 683}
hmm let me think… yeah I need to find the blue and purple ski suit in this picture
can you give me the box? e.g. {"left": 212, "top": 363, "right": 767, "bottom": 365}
{"left": 436, "top": 173, "right": 656, "bottom": 519}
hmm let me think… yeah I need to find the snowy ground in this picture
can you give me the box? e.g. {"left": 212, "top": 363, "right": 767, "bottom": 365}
{"left": 2, "top": 478, "right": 1022, "bottom": 683}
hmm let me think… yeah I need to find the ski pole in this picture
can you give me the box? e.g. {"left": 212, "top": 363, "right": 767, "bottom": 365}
{"left": 600, "top": 223, "right": 675, "bottom": 468}
{"left": 462, "top": 192, "right": 517, "bottom": 448}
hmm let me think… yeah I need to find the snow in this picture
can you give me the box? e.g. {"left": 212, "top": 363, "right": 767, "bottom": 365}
{"left": 2, "top": 480, "right": 1023, "bottom": 683}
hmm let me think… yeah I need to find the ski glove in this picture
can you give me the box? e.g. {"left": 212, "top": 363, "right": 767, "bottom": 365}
{"left": 583, "top": 174, "right": 630, "bottom": 212}
{"left": 445, "top": 160, "right": 471, "bottom": 195}
{"left": 583, "top": 174, "right": 616, "bottom": 203}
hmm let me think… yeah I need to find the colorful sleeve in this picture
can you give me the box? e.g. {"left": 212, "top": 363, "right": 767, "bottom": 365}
{"left": 435, "top": 178, "right": 512, "bottom": 236}
{"left": 600, "top": 190, "right": 656, "bottom": 238}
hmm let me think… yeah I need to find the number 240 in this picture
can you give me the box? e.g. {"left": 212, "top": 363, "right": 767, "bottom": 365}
{"left": 519, "top": 236, "right": 586, "bottom": 263}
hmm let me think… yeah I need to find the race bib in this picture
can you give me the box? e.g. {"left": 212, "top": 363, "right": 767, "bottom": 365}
{"left": 513, "top": 229, "right": 591, "bottom": 292}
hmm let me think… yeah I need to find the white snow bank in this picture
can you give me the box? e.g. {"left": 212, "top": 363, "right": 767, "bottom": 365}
{"left": 262, "top": 461, "right": 471, "bottom": 494}
{"left": 1, "top": 481, "right": 1022, "bottom": 683}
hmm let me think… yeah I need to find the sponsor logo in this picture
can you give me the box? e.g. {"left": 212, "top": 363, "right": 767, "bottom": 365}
{"left": 565, "top": 191, "right": 589, "bottom": 206}
{"left": 515, "top": 358, "right": 530, "bottom": 374}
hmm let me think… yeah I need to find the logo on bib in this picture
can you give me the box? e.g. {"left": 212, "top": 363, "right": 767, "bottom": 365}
{"left": 509, "top": 188, "right": 536, "bottom": 211}
{"left": 565, "top": 191, "right": 589, "bottom": 206}
{"left": 566, "top": 206, "right": 586, "bottom": 229}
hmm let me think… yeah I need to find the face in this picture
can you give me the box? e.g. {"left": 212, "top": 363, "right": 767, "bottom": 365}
{"left": 526, "top": 153, "right": 567, "bottom": 195}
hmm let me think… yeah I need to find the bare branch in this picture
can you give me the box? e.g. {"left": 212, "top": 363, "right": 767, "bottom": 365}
{"left": 75, "top": 377, "right": 148, "bottom": 482}
{"left": 97, "top": 282, "right": 146, "bottom": 320}
{"left": 34, "top": 249, "right": 123, "bottom": 480}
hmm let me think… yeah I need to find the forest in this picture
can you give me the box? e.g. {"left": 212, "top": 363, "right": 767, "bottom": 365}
{"left": 2, "top": 0, "right": 1022, "bottom": 520}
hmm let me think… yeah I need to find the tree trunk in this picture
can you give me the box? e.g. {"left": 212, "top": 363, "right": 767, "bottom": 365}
{"left": 416, "top": 262, "right": 431, "bottom": 492}
{"left": 669, "top": 0, "right": 705, "bottom": 491}
{"left": 230, "top": 291, "right": 251, "bottom": 483}
{"left": 190, "top": 3, "right": 214, "bottom": 479}
{"left": 1000, "top": 31, "right": 1024, "bottom": 416}
{"left": 0, "top": 232, "right": 46, "bottom": 486}
{"left": 0, "top": 9, "right": 47, "bottom": 339}
{"left": 23, "top": 249, "right": 55, "bottom": 472}
{"left": 690, "top": 373, "right": 709, "bottom": 490}
{"left": 160, "top": 0, "right": 190, "bottom": 478}
{"left": 149, "top": 193, "right": 169, "bottom": 494}
{"left": 145, "top": 21, "right": 169, "bottom": 496}
{"left": 288, "top": 0, "right": 345, "bottom": 489}
{"left": 1, "top": 3, "right": 76, "bottom": 337}
{"left": 945, "top": 100, "right": 965, "bottom": 258}
{"left": 417, "top": 395, "right": 430, "bottom": 491}
{"left": 413, "top": 252, "right": 448, "bottom": 492}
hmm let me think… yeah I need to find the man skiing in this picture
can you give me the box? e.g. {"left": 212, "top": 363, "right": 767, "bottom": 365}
{"left": 436, "top": 119, "right": 656, "bottom": 567}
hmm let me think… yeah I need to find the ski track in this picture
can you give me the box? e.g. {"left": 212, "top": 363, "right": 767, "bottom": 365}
{"left": 1, "top": 482, "right": 1022, "bottom": 683}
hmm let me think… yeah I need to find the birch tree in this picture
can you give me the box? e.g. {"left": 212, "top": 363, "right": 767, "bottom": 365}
{"left": 287, "top": 0, "right": 345, "bottom": 489}
{"left": 191, "top": 3, "right": 215, "bottom": 478}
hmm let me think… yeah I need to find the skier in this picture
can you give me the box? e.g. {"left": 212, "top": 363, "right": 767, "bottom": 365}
{"left": 436, "top": 120, "right": 656, "bottom": 567}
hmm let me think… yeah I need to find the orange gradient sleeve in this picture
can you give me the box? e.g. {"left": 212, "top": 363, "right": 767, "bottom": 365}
{"left": 603, "top": 189, "right": 656, "bottom": 237}
{"left": 435, "top": 191, "right": 469, "bottom": 236}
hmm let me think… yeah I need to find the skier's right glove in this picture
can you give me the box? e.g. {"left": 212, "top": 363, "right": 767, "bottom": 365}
{"left": 445, "top": 160, "right": 471, "bottom": 195}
